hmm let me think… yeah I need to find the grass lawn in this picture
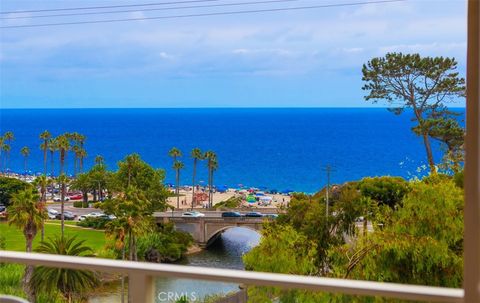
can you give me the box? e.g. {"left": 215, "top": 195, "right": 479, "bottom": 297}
{"left": 0, "top": 222, "right": 106, "bottom": 252}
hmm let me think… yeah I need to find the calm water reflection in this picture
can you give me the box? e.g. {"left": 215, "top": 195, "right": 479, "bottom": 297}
{"left": 90, "top": 228, "right": 260, "bottom": 303}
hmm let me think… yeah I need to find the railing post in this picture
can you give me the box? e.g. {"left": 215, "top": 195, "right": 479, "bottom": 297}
{"left": 129, "top": 273, "right": 155, "bottom": 303}
{"left": 465, "top": 1, "right": 480, "bottom": 303}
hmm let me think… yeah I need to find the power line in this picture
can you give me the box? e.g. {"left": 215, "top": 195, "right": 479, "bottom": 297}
{"left": 0, "top": 0, "right": 298, "bottom": 20}
{"left": 0, "top": 0, "right": 219, "bottom": 14}
{"left": 0, "top": 0, "right": 405, "bottom": 29}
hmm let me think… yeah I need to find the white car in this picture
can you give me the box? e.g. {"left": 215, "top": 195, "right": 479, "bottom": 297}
{"left": 79, "top": 212, "right": 104, "bottom": 221}
{"left": 53, "top": 196, "right": 70, "bottom": 202}
{"left": 181, "top": 211, "right": 205, "bottom": 218}
{"left": 47, "top": 208, "right": 59, "bottom": 219}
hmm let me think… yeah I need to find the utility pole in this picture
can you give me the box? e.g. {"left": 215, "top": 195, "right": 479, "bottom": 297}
{"left": 322, "top": 165, "right": 336, "bottom": 218}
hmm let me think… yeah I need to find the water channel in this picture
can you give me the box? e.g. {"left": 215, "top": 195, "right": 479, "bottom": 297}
{"left": 90, "top": 227, "right": 260, "bottom": 303}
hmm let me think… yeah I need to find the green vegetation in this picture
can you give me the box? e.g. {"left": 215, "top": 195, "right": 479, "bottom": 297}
{"left": 137, "top": 223, "right": 193, "bottom": 263}
{"left": 72, "top": 201, "right": 89, "bottom": 208}
{"left": 0, "top": 176, "right": 31, "bottom": 207}
{"left": 77, "top": 217, "right": 110, "bottom": 229}
{"left": 214, "top": 196, "right": 242, "bottom": 209}
{"left": 243, "top": 174, "right": 464, "bottom": 302}
{"left": 32, "top": 236, "right": 99, "bottom": 302}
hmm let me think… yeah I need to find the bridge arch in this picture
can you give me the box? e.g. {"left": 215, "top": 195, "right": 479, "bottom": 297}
{"left": 205, "top": 225, "right": 262, "bottom": 247}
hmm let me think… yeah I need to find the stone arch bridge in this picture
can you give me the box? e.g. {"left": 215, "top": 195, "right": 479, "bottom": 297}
{"left": 155, "top": 212, "right": 272, "bottom": 247}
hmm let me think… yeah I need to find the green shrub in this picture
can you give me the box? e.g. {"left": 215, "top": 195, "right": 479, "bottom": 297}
{"left": 73, "top": 201, "right": 89, "bottom": 208}
{"left": 213, "top": 196, "right": 242, "bottom": 209}
{"left": 358, "top": 176, "right": 408, "bottom": 208}
{"left": 77, "top": 217, "right": 109, "bottom": 229}
{"left": 137, "top": 223, "right": 193, "bottom": 263}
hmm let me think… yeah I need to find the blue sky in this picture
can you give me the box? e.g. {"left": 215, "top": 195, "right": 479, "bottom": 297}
{"left": 0, "top": 0, "right": 467, "bottom": 108}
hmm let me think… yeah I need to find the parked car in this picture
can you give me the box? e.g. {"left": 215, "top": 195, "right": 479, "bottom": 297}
{"left": 221, "top": 211, "right": 242, "bottom": 218}
{"left": 53, "top": 196, "right": 70, "bottom": 202}
{"left": 0, "top": 205, "right": 6, "bottom": 213}
{"left": 47, "top": 208, "right": 59, "bottom": 219}
{"left": 181, "top": 211, "right": 205, "bottom": 218}
{"left": 68, "top": 194, "right": 83, "bottom": 200}
{"left": 79, "top": 212, "right": 104, "bottom": 221}
{"left": 264, "top": 213, "right": 279, "bottom": 219}
{"left": 55, "top": 211, "right": 76, "bottom": 220}
{"left": 245, "top": 212, "right": 263, "bottom": 218}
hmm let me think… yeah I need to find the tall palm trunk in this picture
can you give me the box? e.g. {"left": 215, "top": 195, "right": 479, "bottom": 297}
{"left": 41, "top": 186, "right": 46, "bottom": 241}
{"left": 192, "top": 159, "right": 197, "bottom": 209}
{"left": 60, "top": 150, "right": 66, "bottom": 238}
{"left": 208, "top": 167, "right": 212, "bottom": 208}
{"left": 176, "top": 169, "right": 180, "bottom": 209}
{"left": 43, "top": 147, "right": 47, "bottom": 176}
{"left": 50, "top": 150, "right": 54, "bottom": 176}
{"left": 24, "top": 226, "right": 37, "bottom": 302}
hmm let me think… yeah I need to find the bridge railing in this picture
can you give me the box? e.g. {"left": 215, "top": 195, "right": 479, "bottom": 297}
{"left": 0, "top": 251, "right": 464, "bottom": 303}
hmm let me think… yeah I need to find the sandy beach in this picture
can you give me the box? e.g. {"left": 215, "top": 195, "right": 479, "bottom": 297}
{"left": 166, "top": 187, "right": 291, "bottom": 210}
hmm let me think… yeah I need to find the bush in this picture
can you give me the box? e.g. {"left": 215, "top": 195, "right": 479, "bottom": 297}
{"left": 137, "top": 223, "right": 193, "bottom": 263}
{"left": 73, "top": 201, "right": 89, "bottom": 208}
{"left": 0, "top": 177, "right": 31, "bottom": 207}
{"left": 77, "top": 217, "right": 109, "bottom": 229}
{"left": 358, "top": 176, "right": 408, "bottom": 208}
{"left": 213, "top": 196, "right": 242, "bottom": 209}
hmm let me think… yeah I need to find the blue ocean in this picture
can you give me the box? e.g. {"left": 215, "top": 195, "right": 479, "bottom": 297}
{"left": 0, "top": 108, "right": 463, "bottom": 193}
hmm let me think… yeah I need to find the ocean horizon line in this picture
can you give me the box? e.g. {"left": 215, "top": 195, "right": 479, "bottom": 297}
{"left": 0, "top": 106, "right": 467, "bottom": 110}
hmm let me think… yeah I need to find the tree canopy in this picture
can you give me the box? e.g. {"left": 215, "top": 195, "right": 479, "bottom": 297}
{"left": 362, "top": 53, "right": 465, "bottom": 172}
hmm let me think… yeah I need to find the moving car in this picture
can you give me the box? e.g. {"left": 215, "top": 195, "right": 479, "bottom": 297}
{"left": 181, "top": 211, "right": 205, "bottom": 217}
{"left": 221, "top": 211, "right": 242, "bottom": 218}
{"left": 79, "top": 212, "right": 104, "bottom": 221}
{"left": 55, "top": 211, "right": 76, "bottom": 220}
{"left": 245, "top": 212, "right": 263, "bottom": 217}
{"left": 264, "top": 213, "right": 279, "bottom": 219}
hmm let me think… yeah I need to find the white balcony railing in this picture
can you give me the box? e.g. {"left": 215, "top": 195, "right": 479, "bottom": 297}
{"left": 0, "top": 251, "right": 464, "bottom": 303}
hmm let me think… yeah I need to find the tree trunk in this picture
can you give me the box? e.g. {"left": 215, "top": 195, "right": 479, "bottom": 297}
{"left": 24, "top": 229, "right": 36, "bottom": 302}
{"left": 43, "top": 147, "right": 47, "bottom": 176}
{"left": 61, "top": 182, "right": 65, "bottom": 238}
{"left": 176, "top": 170, "right": 180, "bottom": 209}
{"left": 23, "top": 265, "right": 36, "bottom": 303}
{"left": 192, "top": 160, "right": 196, "bottom": 210}
{"left": 422, "top": 132, "right": 436, "bottom": 173}
{"left": 50, "top": 151, "right": 54, "bottom": 177}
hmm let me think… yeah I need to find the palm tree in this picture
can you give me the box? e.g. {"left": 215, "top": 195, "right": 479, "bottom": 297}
{"left": 94, "top": 154, "right": 104, "bottom": 165}
{"left": 190, "top": 148, "right": 203, "bottom": 209}
{"left": 173, "top": 160, "right": 185, "bottom": 209}
{"left": 0, "top": 136, "right": 4, "bottom": 175}
{"left": 39, "top": 130, "right": 51, "bottom": 176}
{"left": 204, "top": 151, "right": 217, "bottom": 208}
{"left": 2, "top": 144, "right": 10, "bottom": 174}
{"left": 34, "top": 175, "right": 53, "bottom": 241}
{"left": 56, "top": 134, "right": 70, "bottom": 238}
{"left": 57, "top": 174, "right": 70, "bottom": 238}
{"left": 105, "top": 218, "right": 128, "bottom": 303}
{"left": 48, "top": 137, "right": 57, "bottom": 177}
{"left": 78, "top": 148, "right": 87, "bottom": 173}
{"left": 20, "top": 146, "right": 30, "bottom": 175}
{"left": 8, "top": 187, "right": 47, "bottom": 302}
{"left": 32, "top": 236, "right": 98, "bottom": 302}
{"left": 168, "top": 147, "right": 182, "bottom": 162}
{"left": 3, "top": 131, "right": 14, "bottom": 175}
{"left": 57, "top": 134, "right": 70, "bottom": 175}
